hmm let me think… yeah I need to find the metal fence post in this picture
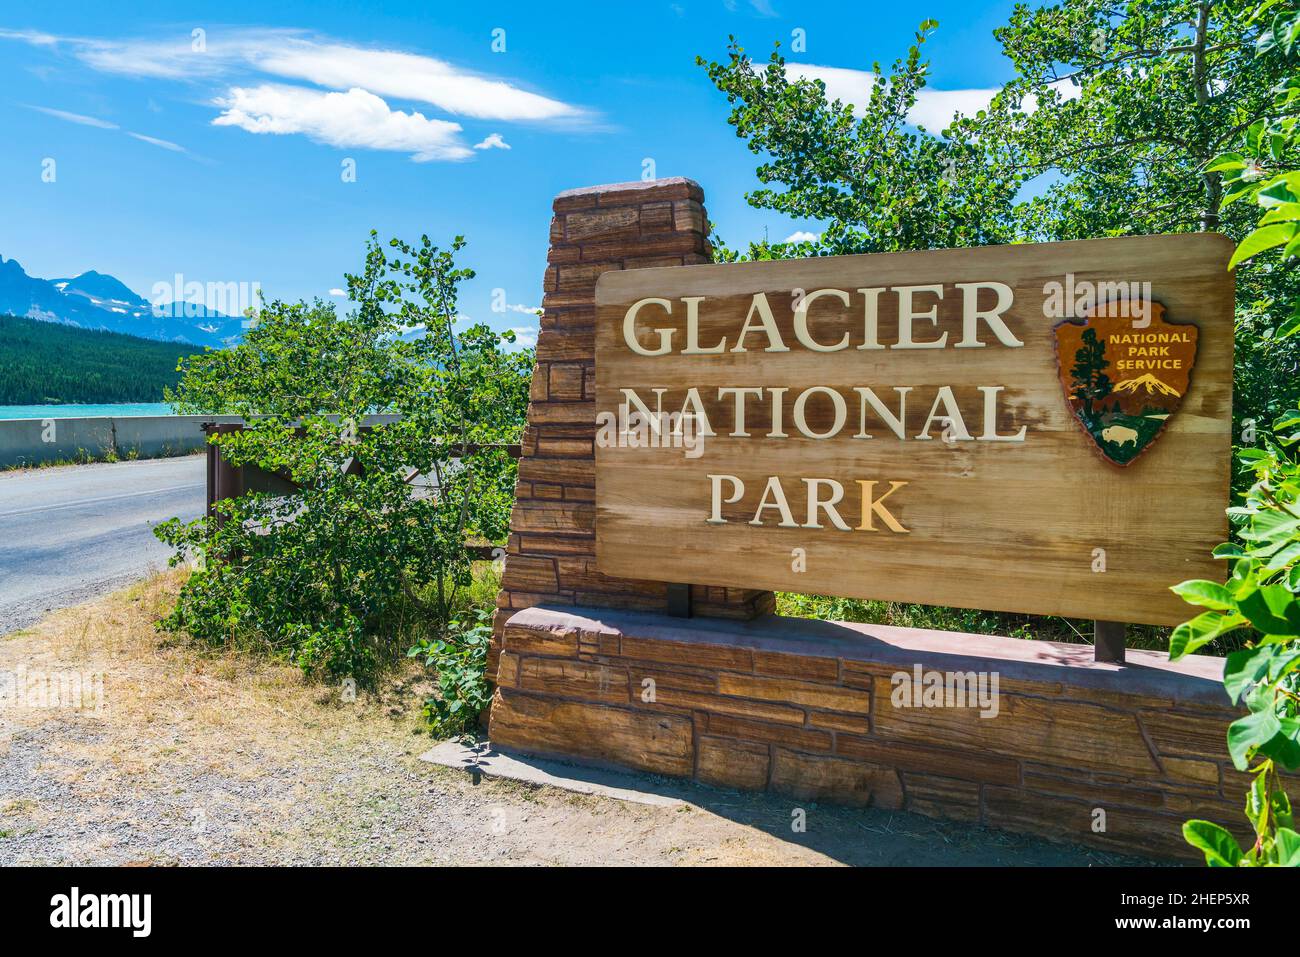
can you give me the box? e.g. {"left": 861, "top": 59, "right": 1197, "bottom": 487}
{"left": 667, "top": 583, "right": 693, "bottom": 618}
{"left": 1094, "top": 620, "right": 1126, "bottom": 663}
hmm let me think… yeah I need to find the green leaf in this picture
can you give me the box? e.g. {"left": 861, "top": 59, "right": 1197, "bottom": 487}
{"left": 1247, "top": 771, "right": 1270, "bottom": 833}
{"left": 1183, "top": 820, "right": 1244, "bottom": 867}
{"left": 1228, "top": 709, "right": 1282, "bottom": 771}
{"left": 1264, "top": 540, "right": 1300, "bottom": 572}
{"left": 1169, "top": 612, "right": 1247, "bottom": 660}
{"left": 1171, "top": 579, "right": 1237, "bottom": 611}
{"left": 1247, "top": 119, "right": 1266, "bottom": 154}
{"left": 1238, "top": 584, "right": 1300, "bottom": 634}
{"left": 1261, "top": 202, "right": 1300, "bottom": 224}
{"left": 1274, "top": 827, "right": 1300, "bottom": 866}
{"left": 1223, "top": 644, "right": 1297, "bottom": 703}
{"left": 1277, "top": 10, "right": 1300, "bottom": 55}
{"left": 1280, "top": 310, "right": 1300, "bottom": 339}
{"left": 1283, "top": 230, "right": 1300, "bottom": 260}
{"left": 1205, "top": 152, "right": 1246, "bottom": 173}
{"left": 1259, "top": 717, "right": 1300, "bottom": 772}
{"left": 1240, "top": 508, "right": 1300, "bottom": 547}
{"left": 1275, "top": 789, "right": 1295, "bottom": 831}
{"left": 1258, "top": 175, "right": 1300, "bottom": 207}
{"left": 1229, "top": 223, "right": 1299, "bottom": 269}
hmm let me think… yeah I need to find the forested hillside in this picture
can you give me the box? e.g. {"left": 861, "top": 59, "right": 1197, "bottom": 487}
{"left": 0, "top": 313, "right": 205, "bottom": 404}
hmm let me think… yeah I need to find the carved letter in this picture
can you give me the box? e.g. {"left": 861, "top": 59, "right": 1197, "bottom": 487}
{"left": 894, "top": 285, "right": 947, "bottom": 349}
{"left": 793, "top": 288, "right": 851, "bottom": 352}
{"left": 857, "top": 480, "right": 910, "bottom": 533}
{"left": 750, "top": 476, "right": 799, "bottom": 527}
{"left": 977, "top": 386, "right": 1027, "bottom": 442}
{"left": 707, "top": 474, "right": 744, "bottom": 524}
{"left": 954, "top": 282, "right": 1021, "bottom": 348}
{"left": 682, "top": 296, "right": 726, "bottom": 354}
{"left": 803, "top": 478, "right": 851, "bottom": 531}
{"left": 623, "top": 298, "right": 674, "bottom": 356}
{"left": 730, "top": 293, "right": 789, "bottom": 352}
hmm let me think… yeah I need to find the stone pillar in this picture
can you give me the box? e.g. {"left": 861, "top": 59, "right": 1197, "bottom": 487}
{"left": 493, "top": 178, "right": 775, "bottom": 671}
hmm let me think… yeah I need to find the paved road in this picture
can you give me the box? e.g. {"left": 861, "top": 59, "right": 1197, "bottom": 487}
{"left": 0, "top": 456, "right": 205, "bottom": 634}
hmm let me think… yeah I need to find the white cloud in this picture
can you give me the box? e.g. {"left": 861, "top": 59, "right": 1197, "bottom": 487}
{"left": 1021, "top": 81, "right": 1082, "bottom": 113}
{"left": 24, "top": 105, "right": 193, "bottom": 154}
{"left": 723, "top": 0, "right": 779, "bottom": 15}
{"left": 783, "top": 230, "right": 819, "bottom": 243}
{"left": 212, "top": 84, "right": 473, "bottom": 161}
{"left": 505, "top": 302, "right": 540, "bottom": 314}
{"left": 329, "top": 288, "right": 346, "bottom": 297}
{"left": 127, "top": 131, "right": 186, "bottom": 152}
{"left": 0, "top": 28, "right": 60, "bottom": 47}
{"left": 509, "top": 325, "right": 539, "bottom": 348}
{"left": 74, "top": 36, "right": 225, "bottom": 80}
{"left": 1, "top": 28, "right": 593, "bottom": 163}
{"left": 3, "top": 28, "right": 588, "bottom": 123}
{"left": 908, "top": 87, "right": 1005, "bottom": 131}
{"left": 26, "top": 105, "right": 118, "bottom": 129}
{"left": 785, "top": 63, "right": 1078, "bottom": 131}
{"left": 254, "top": 41, "right": 583, "bottom": 122}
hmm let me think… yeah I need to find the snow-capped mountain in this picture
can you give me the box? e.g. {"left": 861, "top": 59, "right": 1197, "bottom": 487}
{"left": 1112, "top": 373, "right": 1182, "bottom": 398}
{"left": 0, "top": 257, "right": 243, "bottom": 348}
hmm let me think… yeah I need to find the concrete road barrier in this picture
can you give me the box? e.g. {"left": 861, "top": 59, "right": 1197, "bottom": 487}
{"left": 0, "top": 415, "right": 243, "bottom": 468}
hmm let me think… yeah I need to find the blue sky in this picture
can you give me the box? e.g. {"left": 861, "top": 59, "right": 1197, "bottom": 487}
{"left": 0, "top": 0, "right": 1027, "bottom": 346}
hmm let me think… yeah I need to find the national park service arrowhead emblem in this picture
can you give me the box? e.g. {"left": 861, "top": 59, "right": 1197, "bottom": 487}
{"left": 1054, "top": 299, "right": 1197, "bottom": 466}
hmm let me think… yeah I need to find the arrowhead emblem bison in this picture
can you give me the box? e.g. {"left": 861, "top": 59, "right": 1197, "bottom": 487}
{"left": 1053, "top": 298, "right": 1198, "bottom": 466}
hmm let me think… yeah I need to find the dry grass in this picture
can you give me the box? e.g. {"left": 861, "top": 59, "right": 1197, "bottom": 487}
{"left": 0, "top": 573, "right": 1145, "bottom": 866}
{"left": 3, "top": 568, "right": 431, "bottom": 746}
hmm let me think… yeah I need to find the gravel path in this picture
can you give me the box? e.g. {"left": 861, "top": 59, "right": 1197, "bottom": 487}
{"left": 0, "top": 575, "right": 1151, "bottom": 866}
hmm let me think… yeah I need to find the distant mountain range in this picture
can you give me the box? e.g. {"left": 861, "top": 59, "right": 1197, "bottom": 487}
{"left": 0, "top": 256, "right": 245, "bottom": 348}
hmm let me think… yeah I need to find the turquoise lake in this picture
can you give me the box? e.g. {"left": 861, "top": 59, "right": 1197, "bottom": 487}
{"left": 0, "top": 403, "right": 175, "bottom": 420}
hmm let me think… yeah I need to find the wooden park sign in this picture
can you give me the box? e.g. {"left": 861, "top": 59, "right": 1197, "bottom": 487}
{"left": 593, "top": 234, "right": 1234, "bottom": 626}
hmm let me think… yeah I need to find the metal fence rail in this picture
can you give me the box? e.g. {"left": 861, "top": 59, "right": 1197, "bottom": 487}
{"left": 201, "top": 422, "right": 521, "bottom": 565}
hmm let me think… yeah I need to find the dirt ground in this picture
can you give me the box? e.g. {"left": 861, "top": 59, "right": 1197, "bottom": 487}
{"left": 0, "top": 574, "right": 1152, "bottom": 867}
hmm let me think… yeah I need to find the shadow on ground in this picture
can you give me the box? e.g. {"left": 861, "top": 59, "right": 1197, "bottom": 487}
{"left": 426, "top": 740, "right": 1159, "bottom": 867}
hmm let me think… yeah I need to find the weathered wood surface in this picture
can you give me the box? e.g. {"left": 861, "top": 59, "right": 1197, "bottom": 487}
{"left": 595, "top": 234, "right": 1234, "bottom": 625}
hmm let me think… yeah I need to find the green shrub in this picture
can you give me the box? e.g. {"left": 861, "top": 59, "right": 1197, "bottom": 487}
{"left": 1171, "top": 422, "right": 1300, "bottom": 866}
{"left": 408, "top": 606, "right": 494, "bottom": 737}
{"left": 155, "top": 234, "right": 530, "bottom": 686}
{"left": 1172, "top": 10, "right": 1300, "bottom": 863}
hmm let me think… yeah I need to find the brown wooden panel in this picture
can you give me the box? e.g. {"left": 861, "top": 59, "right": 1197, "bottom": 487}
{"left": 594, "top": 234, "right": 1234, "bottom": 625}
